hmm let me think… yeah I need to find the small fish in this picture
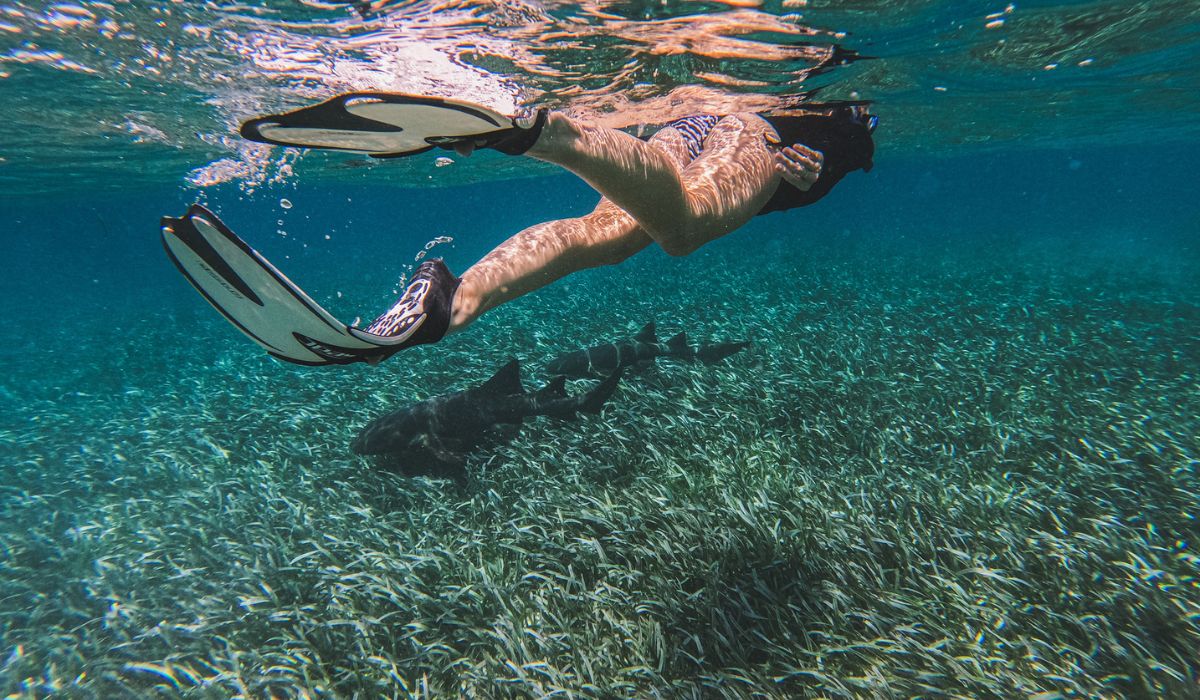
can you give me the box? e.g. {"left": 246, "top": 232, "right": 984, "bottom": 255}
{"left": 546, "top": 322, "right": 749, "bottom": 377}
{"left": 352, "top": 359, "right": 620, "bottom": 481}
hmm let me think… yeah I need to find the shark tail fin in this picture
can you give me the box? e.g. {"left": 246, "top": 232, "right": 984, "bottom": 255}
{"left": 633, "top": 322, "right": 656, "bottom": 344}
{"left": 534, "top": 375, "right": 568, "bottom": 400}
{"left": 580, "top": 368, "right": 622, "bottom": 415}
{"left": 697, "top": 341, "right": 751, "bottom": 364}
{"left": 666, "top": 331, "right": 694, "bottom": 360}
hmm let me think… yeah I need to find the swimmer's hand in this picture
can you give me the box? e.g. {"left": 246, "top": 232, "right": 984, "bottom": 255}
{"left": 773, "top": 141, "right": 824, "bottom": 192}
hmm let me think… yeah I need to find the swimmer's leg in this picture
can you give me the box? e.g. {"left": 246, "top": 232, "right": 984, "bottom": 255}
{"left": 449, "top": 202, "right": 647, "bottom": 330}
{"left": 448, "top": 127, "right": 698, "bottom": 330}
{"left": 525, "top": 113, "right": 781, "bottom": 256}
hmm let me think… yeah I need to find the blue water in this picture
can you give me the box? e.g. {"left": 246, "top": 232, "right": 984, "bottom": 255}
{"left": 6, "top": 142, "right": 1196, "bottom": 329}
{"left": 2, "top": 1, "right": 1199, "bottom": 695}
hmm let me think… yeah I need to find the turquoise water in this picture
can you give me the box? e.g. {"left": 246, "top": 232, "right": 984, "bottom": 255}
{"left": 3, "top": 1, "right": 1200, "bottom": 697}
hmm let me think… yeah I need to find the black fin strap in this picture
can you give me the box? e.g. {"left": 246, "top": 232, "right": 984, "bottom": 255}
{"left": 488, "top": 109, "right": 549, "bottom": 156}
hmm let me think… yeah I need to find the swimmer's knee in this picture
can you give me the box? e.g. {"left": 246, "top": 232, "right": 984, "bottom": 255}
{"left": 658, "top": 235, "right": 698, "bottom": 257}
{"left": 591, "top": 235, "right": 645, "bottom": 266}
{"left": 656, "top": 218, "right": 728, "bottom": 257}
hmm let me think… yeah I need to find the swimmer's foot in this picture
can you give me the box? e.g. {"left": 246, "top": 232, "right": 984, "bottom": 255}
{"left": 350, "top": 259, "right": 461, "bottom": 363}
{"left": 430, "top": 108, "right": 549, "bottom": 156}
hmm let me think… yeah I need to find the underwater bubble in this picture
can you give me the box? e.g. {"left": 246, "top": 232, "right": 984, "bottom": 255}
{"left": 280, "top": 198, "right": 292, "bottom": 209}
{"left": 435, "top": 157, "right": 454, "bottom": 168}
{"left": 413, "top": 235, "right": 454, "bottom": 262}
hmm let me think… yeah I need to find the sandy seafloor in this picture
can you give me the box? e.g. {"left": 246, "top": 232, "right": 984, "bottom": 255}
{"left": 0, "top": 144, "right": 1197, "bottom": 697}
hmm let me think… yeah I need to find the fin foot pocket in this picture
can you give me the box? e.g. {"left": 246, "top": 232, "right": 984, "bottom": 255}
{"left": 484, "top": 108, "right": 549, "bottom": 156}
{"left": 350, "top": 258, "right": 461, "bottom": 359}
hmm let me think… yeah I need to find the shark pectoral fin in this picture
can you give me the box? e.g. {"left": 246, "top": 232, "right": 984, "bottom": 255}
{"left": 580, "top": 368, "right": 622, "bottom": 415}
{"left": 487, "top": 423, "right": 523, "bottom": 448}
{"left": 535, "top": 375, "right": 568, "bottom": 400}
{"left": 697, "top": 341, "right": 751, "bottom": 364}
{"left": 407, "top": 445, "right": 468, "bottom": 484}
{"left": 416, "top": 434, "right": 468, "bottom": 468}
{"left": 429, "top": 445, "right": 466, "bottom": 465}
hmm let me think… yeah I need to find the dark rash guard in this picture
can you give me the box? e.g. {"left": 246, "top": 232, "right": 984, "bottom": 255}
{"left": 757, "top": 109, "right": 875, "bottom": 214}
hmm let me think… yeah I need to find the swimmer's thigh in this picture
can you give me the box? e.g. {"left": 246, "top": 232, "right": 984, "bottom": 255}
{"left": 678, "top": 114, "right": 779, "bottom": 236}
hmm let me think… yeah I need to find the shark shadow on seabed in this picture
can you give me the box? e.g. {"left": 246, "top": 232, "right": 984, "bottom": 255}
{"left": 352, "top": 359, "right": 621, "bottom": 483}
{"left": 546, "top": 322, "right": 750, "bottom": 378}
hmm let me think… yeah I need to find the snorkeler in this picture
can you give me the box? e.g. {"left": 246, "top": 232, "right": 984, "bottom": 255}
{"left": 162, "top": 94, "right": 875, "bottom": 366}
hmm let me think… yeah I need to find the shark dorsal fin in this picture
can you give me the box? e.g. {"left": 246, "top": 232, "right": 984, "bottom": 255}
{"left": 536, "top": 375, "right": 568, "bottom": 399}
{"left": 479, "top": 359, "right": 524, "bottom": 396}
{"left": 666, "top": 332, "right": 690, "bottom": 354}
{"left": 634, "top": 322, "right": 656, "bottom": 344}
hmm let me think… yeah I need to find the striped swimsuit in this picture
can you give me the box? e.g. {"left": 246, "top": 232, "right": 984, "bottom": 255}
{"left": 659, "top": 110, "right": 877, "bottom": 214}
{"left": 662, "top": 114, "right": 721, "bottom": 161}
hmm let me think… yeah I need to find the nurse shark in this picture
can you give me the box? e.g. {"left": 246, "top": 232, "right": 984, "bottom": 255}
{"left": 352, "top": 359, "right": 620, "bottom": 481}
{"left": 546, "top": 322, "right": 750, "bottom": 377}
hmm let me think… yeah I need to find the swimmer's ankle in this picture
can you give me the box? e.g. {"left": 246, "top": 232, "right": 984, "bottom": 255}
{"left": 524, "top": 111, "right": 579, "bottom": 160}
{"left": 448, "top": 286, "right": 477, "bottom": 332}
